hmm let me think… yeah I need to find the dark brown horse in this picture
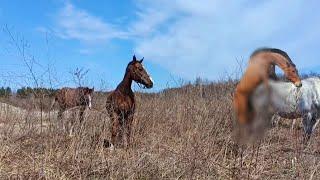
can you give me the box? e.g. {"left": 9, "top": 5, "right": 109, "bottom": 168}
{"left": 105, "top": 55, "right": 153, "bottom": 148}
{"left": 52, "top": 87, "right": 94, "bottom": 124}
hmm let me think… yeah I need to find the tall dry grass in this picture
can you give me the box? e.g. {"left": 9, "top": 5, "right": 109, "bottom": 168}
{"left": 0, "top": 81, "right": 320, "bottom": 179}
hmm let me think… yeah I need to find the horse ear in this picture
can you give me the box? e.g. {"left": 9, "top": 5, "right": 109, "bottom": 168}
{"left": 139, "top": 57, "right": 144, "bottom": 63}
{"left": 133, "top": 55, "right": 137, "bottom": 61}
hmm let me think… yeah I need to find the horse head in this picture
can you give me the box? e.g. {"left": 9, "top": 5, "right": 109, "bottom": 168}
{"left": 284, "top": 62, "right": 302, "bottom": 87}
{"left": 80, "top": 87, "right": 94, "bottom": 109}
{"left": 126, "top": 55, "right": 153, "bottom": 89}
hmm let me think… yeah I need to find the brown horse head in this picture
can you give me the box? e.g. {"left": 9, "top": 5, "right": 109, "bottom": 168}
{"left": 78, "top": 87, "right": 94, "bottom": 109}
{"left": 251, "top": 48, "right": 302, "bottom": 86}
{"left": 126, "top": 55, "right": 153, "bottom": 88}
{"left": 283, "top": 62, "right": 302, "bottom": 87}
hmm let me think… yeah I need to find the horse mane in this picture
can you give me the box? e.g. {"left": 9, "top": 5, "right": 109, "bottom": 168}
{"left": 127, "top": 60, "right": 136, "bottom": 66}
{"left": 76, "top": 87, "right": 88, "bottom": 91}
{"left": 125, "top": 60, "right": 138, "bottom": 71}
{"left": 251, "top": 47, "right": 295, "bottom": 66}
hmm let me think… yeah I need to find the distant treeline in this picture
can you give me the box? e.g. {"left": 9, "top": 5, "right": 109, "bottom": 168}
{"left": 0, "top": 87, "right": 12, "bottom": 97}
{"left": 0, "top": 87, "right": 57, "bottom": 98}
{"left": 0, "top": 73, "right": 319, "bottom": 98}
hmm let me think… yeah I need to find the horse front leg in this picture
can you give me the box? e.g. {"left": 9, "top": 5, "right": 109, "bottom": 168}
{"left": 262, "top": 75, "right": 273, "bottom": 112}
{"left": 57, "top": 108, "right": 63, "bottom": 120}
{"left": 77, "top": 106, "right": 87, "bottom": 134}
{"left": 312, "top": 118, "right": 320, "bottom": 133}
{"left": 118, "top": 114, "right": 127, "bottom": 148}
{"left": 79, "top": 106, "right": 86, "bottom": 124}
{"left": 302, "top": 112, "right": 316, "bottom": 143}
{"left": 57, "top": 108, "right": 65, "bottom": 131}
{"left": 124, "top": 113, "right": 134, "bottom": 148}
{"left": 110, "top": 112, "right": 122, "bottom": 148}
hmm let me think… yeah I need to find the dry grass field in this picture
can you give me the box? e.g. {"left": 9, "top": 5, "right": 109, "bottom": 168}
{"left": 0, "top": 80, "right": 320, "bottom": 179}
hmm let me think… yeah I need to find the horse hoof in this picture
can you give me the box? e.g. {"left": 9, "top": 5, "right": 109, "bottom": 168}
{"left": 103, "top": 140, "right": 115, "bottom": 150}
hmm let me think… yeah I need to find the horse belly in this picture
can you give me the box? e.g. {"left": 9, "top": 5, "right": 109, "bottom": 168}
{"left": 277, "top": 112, "right": 301, "bottom": 119}
{"left": 118, "top": 102, "right": 134, "bottom": 113}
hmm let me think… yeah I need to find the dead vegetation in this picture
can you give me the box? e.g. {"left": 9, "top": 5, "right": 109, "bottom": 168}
{"left": 0, "top": 81, "right": 320, "bottom": 179}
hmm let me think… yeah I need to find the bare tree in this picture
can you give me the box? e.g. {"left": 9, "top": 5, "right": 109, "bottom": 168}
{"left": 2, "top": 24, "right": 58, "bottom": 178}
{"left": 70, "top": 67, "right": 89, "bottom": 87}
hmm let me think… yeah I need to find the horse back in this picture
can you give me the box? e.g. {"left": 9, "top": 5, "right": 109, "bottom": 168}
{"left": 55, "top": 88, "right": 79, "bottom": 108}
{"left": 305, "top": 77, "right": 320, "bottom": 109}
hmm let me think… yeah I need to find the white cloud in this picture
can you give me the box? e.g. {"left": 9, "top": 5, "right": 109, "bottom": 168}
{"left": 133, "top": 0, "right": 319, "bottom": 79}
{"left": 53, "top": 2, "right": 127, "bottom": 43}
{"left": 46, "top": 1, "right": 320, "bottom": 79}
{"left": 78, "top": 48, "right": 93, "bottom": 55}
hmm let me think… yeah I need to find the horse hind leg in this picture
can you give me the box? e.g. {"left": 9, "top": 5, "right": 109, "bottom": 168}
{"left": 234, "top": 92, "right": 251, "bottom": 124}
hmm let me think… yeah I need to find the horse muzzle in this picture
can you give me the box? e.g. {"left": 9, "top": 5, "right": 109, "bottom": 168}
{"left": 141, "top": 77, "right": 153, "bottom": 89}
{"left": 294, "top": 81, "right": 302, "bottom": 87}
{"left": 145, "top": 82, "right": 153, "bottom": 89}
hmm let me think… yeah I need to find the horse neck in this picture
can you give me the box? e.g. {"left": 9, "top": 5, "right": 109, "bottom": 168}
{"left": 269, "top": 80, "right": 298, "bottom": 104}
{"left": 116, "top": 71, "right": 133, "bottom": 94}
{"left": 252, "top": 80, "right": 296, "bottom": 112}
{"left": 270, "top": 53, "right": 289, "bottom": 72}
{"left": 74, "top": 89, "right": 83, "bottom": 105}
{"left": 270, "top": 80, "right": 294, "bottom": 94}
